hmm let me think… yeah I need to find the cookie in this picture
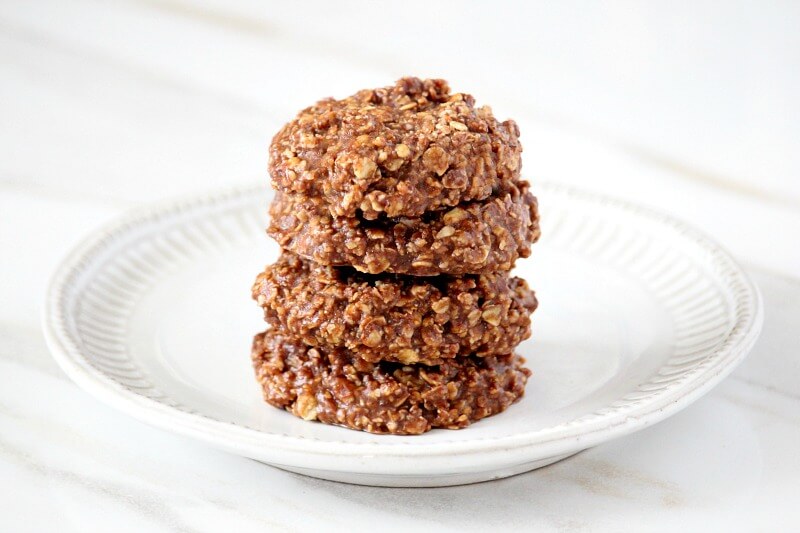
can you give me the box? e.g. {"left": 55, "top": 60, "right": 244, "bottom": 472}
{"left": 269, "top": 77, "right": 522, "bottom": 220}
{"left": 251, "top": 329, "right": 531, "bottom": 435}
{"left": 253, "top": 252, "right": 537, "bottom": 365}
{"left": 267, "top": 181, "right": 540, "bottom": 276}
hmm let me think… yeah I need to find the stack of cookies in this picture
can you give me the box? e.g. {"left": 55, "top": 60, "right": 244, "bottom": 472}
{"left": 251, "top": 78, "right": 540, "bottom": 435}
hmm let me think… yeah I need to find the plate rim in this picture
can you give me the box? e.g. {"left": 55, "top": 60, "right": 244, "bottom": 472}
{"left": 42, "top": 182, "right": 764, "bottom": 466}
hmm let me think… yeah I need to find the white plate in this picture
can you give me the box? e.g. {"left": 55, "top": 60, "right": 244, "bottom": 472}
{"left": 43, "top": 183, "right": 762, "bottom": 487}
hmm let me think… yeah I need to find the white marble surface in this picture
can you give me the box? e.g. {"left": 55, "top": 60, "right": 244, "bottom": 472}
{"left": 1, "top": 1, "right": 798, "bottom": 531}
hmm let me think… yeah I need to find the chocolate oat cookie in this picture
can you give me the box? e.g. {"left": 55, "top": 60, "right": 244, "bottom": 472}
{"left": 252, "top": 329, "right": 530, "bottom": 435}
{"left": 251, "top": 76, "right": 540, "bottom": 434}
{"left": 252, "top": 253, "right": 538, "bottom": 366}
{"left": 268, "top": 180, "right": 540, "bottom": 276}
{"left": 269, "top": 77, "right": 522, "bottom": 220}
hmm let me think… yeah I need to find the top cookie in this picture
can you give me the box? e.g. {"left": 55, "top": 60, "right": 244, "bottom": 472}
{"left": 269, "top": 77, "right": 522, "bottom": 220}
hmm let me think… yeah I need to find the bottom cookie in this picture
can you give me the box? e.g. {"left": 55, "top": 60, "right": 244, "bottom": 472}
{"left": 251, "top": 329, "right": 531, "bottom": 435}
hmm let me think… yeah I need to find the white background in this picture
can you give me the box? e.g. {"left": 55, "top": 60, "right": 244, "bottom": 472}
{"left": 1, "top": 1, "right": 799, "bottom": 531}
